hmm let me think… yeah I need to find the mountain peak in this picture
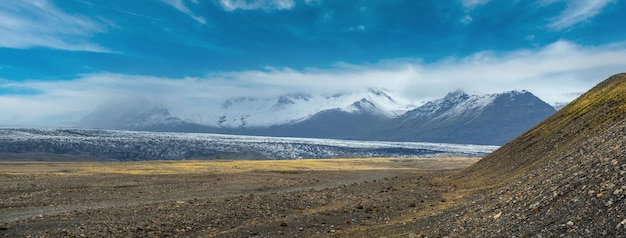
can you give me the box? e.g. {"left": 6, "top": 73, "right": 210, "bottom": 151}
{"left": 386, "top": 89, "right": 555, "bottom": 145}
{"left": 498, "top": 90, "right": 531, "bottom": 97}
{"left": 273, "top": 93, "right": 313, "bottom": 110}
{"left": 405, "top": 90, "right": 474, "bottom": 119}
{"left": 221, "top": 97, "right": 256, "bottom": 110}
{"left": 345, "top": 98, "right": 378, "bottom": 114}
{"left": 366, "top": 88, "right": 396, "bottom": 102}
{"left": 443, "top": 90, "right": 470, "bottom": 101}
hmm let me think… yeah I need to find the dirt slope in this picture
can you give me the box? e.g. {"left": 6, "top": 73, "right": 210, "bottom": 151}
{"left": 373, "top": 73, "right": 626, "bottom": 237}
{"left": 465, "top": 72, "right": 626, "bottom": 183}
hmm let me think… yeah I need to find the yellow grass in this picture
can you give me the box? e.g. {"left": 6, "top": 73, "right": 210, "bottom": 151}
{"left": 0, "top": 157, "right": 480, "bottom": 175}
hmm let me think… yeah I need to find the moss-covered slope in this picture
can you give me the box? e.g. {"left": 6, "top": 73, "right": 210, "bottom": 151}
{"left": 375, "top": 73, "right": 626, "bottom": 237}
{"left": 464, "top": 73, "right": 626, "bottom": 184}
{"left": 426, "top": 73, "right": 626, "bottom": 237}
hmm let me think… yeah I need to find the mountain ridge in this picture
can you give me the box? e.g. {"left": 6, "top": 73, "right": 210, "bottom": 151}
{"left": 371, "top": 90, "right": 556, "bottom": 145}
{"left": 79, "top": 89, "right": 557, "bottom": 145}
{"left": 208, "top": 88, "right": 409, "bottom": 128}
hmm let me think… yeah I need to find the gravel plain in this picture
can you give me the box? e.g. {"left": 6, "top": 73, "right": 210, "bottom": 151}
{"left": 0, "top": 157, "right": 478, "bottom": 237}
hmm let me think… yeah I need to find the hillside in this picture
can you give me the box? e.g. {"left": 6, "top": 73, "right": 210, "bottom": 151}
{"left": 377, "top": 73, "right": 626, "bottom": 236}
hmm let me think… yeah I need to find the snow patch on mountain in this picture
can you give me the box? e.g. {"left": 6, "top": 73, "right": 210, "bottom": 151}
{"left": 209, "top": 88, "right": 410, "bottom": 128}
{"left": 341, "top": 89, "right": 408, "bottom": 117}
{"left": 438, "top": 92, "right": 497, "bottom": 121}
{"left": 403, "top": 90, "right": 535, "bottom": 122}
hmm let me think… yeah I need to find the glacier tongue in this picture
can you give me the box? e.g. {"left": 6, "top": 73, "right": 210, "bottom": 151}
{"left": 0, "top": 128, "right": 498, "bottom": 161}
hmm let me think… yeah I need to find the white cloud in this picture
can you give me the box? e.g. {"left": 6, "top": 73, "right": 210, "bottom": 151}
{"left": 2, "top": 40, "right": 625, "bottom": 126}
{"left": 162, "top": 0, "right": 206, "bottom": 24}
{"left": 304, "top": 0, "right": 322, "bottom": 5}
{"left": 405, "top": 40, "right": 626, "bottom": 103}
{"left": 459, "top": 0, "right": 490, "bottom": 25}
{"left": 219, "top": 0, "right": 295, "bottom": 11}
{"left": 461, "top": 0, "right": 491, "bottom": 10}
{"left": 348, "top": 25, "right": 366, "bottom": 31}
{"left": 545, "top": 0, "right": 615, "bottom": 30}
{"left": 210, "top": 41, "right": 626, "bottom": 104}
{"left": 461, "top": 15, "right": 473, "bottom": 24}
{"left": 0, "top": 1, "right": 108, "bottom": 52}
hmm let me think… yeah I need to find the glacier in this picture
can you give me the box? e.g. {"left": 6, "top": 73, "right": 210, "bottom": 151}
{"left": 0, "top": 128, "right": 498, "bottom": 161}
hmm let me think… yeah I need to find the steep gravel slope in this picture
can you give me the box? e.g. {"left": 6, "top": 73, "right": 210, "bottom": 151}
{"left": 374, "top": 73, "right": 626, "bottom": 237}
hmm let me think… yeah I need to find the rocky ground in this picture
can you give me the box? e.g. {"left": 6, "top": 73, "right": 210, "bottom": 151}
{"left": 396, "top": 73, "right": 626, "bottom": 237}
{"left": 0, "top": 158, "right": 476, "bottom": 237}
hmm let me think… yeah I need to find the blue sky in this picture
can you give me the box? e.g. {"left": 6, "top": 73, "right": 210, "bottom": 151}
{"left": 1, "top": 0, "right": 625, "bottom": 125}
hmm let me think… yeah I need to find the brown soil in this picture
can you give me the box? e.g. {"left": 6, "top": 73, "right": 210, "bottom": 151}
{"left": 0, "top": 157, "right": 477, "bottom": 237}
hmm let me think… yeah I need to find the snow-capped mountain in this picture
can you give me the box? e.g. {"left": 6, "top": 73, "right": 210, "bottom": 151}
{"left": 401, "top": 90, "right": 496, "bottom": 122}
{"left": 78, "top": 89, "right": 557, "bottom": 145}
{"left": 373, "top": 90, "right": 556, "bottom": 145}
{"left": 208, "top": 88, "right": 409, "bottom": 128}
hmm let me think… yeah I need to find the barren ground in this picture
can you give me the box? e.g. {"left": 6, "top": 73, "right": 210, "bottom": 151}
{"left": 0, "top": 157, "right": 479, "bottom": 237}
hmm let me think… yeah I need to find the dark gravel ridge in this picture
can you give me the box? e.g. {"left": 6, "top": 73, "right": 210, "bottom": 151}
{"left": 383, "top": 73, "right": 626, "bottom": 237}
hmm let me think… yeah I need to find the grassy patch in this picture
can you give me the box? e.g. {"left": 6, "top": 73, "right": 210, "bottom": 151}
{"left": 0, "top": 157, "right": 480, "bottom": 175}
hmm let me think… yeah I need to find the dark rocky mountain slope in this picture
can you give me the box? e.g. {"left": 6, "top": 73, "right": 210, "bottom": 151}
{"left": 373, "top": 90, "right": 556, "bottom": 145}
{"left": 400, "top": 73, "right": 626, "bottom": 236}
{"left": 252, "top": 90, "right": 556, "bottom": 145}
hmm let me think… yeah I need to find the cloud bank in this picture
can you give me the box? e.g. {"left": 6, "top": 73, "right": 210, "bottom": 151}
{"left": 1, "top": 40, "right": 625, "bottom": 126}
